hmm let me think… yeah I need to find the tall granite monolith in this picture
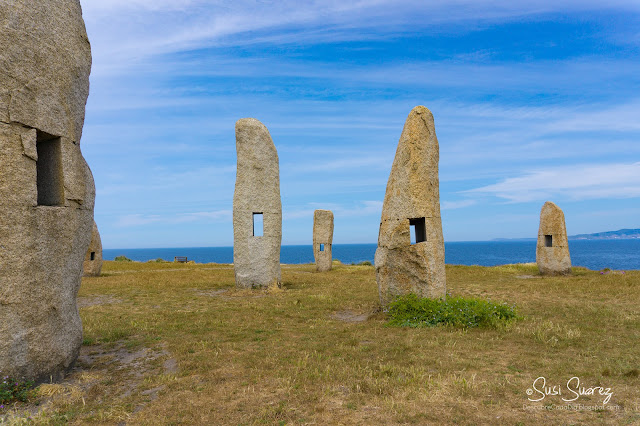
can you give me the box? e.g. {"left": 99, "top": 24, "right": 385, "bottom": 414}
{"left": 233, "top": 118, "right": 282, "bottom": 288}
{"left": 0, "top": 0, "right": 94, "bottom": 382}
{"left": 375, "top": 106, "right": 446, "bottom": 307}
{"left": 313, "top": 210, "right": 334, "bottom": 272}
{"left": 536, "top": 201, "right": 571, "bottom": 275}
{"left": 83, "top": 221, "right": 103, "bottom": 277}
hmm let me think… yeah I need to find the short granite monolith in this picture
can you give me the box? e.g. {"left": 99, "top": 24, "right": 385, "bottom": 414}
{"left": 536, "top": 201, "right": 572, "bottom": 275}
{"left": 83, "top": 221, "right": 103, "bottom": 277}
{"left": 0, "top": 0, "right": 94, "bottom": 382}
{"left": 313, "top": 210, "right": 334, "bottom": 272}
{"left": 233, "top": 118, "right": 282, "bottom": 288}
{"left": 375, "top": 106, "right": 446, "bottom": 307}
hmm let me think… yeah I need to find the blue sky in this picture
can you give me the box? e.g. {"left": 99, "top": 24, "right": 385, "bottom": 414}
{"left": 79, "top": 0, "right": 640, "bottom": 249}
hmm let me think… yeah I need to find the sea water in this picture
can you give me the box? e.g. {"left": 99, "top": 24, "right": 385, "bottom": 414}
{"left": 103, "top": 239, "right": 640, "bottom": 271}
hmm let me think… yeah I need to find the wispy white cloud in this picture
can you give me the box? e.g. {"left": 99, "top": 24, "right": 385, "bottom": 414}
{"left": 114, "top": 210, "right": 232, "bottom": 228}
{"left": 284, "top": 200, "right": 383, "bottom": 220}
{"left": 81, "top": 0, "right": 640, "bottom": 65}
{"left": 114, "top": 214, "right": 164, "bottom": 227}
{"left": 544, "top": 102, "right": 640, "bottom": 133}
{"left": 85, "top": 0, "right": 199, "bottom": 12}
{"left": 436, "top": 99, "right": 640, "bottom": 171}
{"left": 287, "top": 155, "right": 390, "bottom": 173}
{"left": 466, "top": 162, "right": 640, "bottom": 203}
{"left": 442, "top": 199, "right": 476, "bottom": 210}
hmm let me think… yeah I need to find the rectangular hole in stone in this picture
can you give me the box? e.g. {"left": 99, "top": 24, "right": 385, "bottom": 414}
{"left": 409, "top": 218, "right": 426, "bottom": 244}
{"left": 90, "top": 252, "right": 96, "bottom": 261}
{"left": 320, "top": 244, "right": 324, "bottom": 252}
{"left": 545, "top": 235, "right": 553, "bottom": 247}
{"left": 253, "top": 213, "right": 263, "bottom": 237}
{"left": 36, "top": 131, "right": 64, "bottom": 206}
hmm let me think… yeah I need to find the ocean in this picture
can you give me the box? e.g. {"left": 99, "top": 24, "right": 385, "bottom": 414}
{"left": 103, "top": 239, "right": 640, "bottom": 271}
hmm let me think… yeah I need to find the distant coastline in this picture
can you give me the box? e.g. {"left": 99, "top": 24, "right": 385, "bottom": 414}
{"left": 569, "top": 228, "right": 640, "bottom": 240}
{"left": 493, "top": 228, "right": 640, "bottom": 241}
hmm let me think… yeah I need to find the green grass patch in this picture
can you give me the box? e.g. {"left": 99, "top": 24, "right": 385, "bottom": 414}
{"left": 387, "top": 294, "right": 518, "bottom": 328}
{"left": 0, "top": 375, "right": 35, "bottom": 407}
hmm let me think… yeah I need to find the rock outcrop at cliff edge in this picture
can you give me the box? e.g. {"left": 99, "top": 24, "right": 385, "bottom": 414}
{"left": 0, "top": 0, "right": 94, "bottom": 382}
{"left": 233, "top": 118, "right": 282, "bottom": 288}
{"left": 375, "top": 106, "right": 446, "bottom": 307}
{"left": 83, "top": 221, "right": 103, "bottom": 277}
{"left": 537, "top": 201, "right": 572, "bottom": 275}
{"left": 313, "top": 210, "right": 334, "bottom": 272}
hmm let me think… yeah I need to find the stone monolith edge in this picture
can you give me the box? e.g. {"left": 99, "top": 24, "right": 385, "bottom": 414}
{"left": 83, "top": 221, "right": 103, "bottom": 277}
{"left": 0, "top": 0, "right": 94, "bottom": 382}
{"left": 375, "top": 106, "right": 446, "bottom": 307}
{"left": 233, "top": 118, "right": 282, "bottom": 288}
{"left": 536, "top": 201, "right": 571, "bottom": 275}
{"left": 313, "top": 210, "right": 334, "bottom": 272}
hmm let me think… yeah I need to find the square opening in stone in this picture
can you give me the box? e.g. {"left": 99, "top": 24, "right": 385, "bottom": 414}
{"left": 320, "top": 244, "right": 324, "bottom": 252}
{"left": 90, "top": 252, "right": 96, "bottom": 261}
{"left": 409, "top": 218, "right": 426, "bottom": 244}
{"left": 253, "top": 213, "right": 264, "bottom": 237}
{"left": 36, "top": 131, "right": 64, "bottom": 206}
{"left": 545, "top": 235, "right": 553, "bottom": 247}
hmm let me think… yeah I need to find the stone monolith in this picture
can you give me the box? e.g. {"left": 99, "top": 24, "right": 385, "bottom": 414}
{"left": 313, "top": 210, "right": 334, "bottom": 272}
{"left": 375, "top": 106, "right": 446, "bottom": 307}
{"left": 233, "top": 118, "right": 282, "bottom": 288}
{"left": 0, "top": 0, "right": 94, "bottom": 382}
{"left": 536, "top": 201, "right": 571, "bottom": 275}
{"left": 83, "top": 221, "right": 103, "bottom": 277}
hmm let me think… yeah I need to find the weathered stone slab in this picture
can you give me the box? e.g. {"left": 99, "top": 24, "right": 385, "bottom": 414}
{"left": 0, "top": 0, "right": 94, "bottom": 383}
{"left": 536, "top": 201, "right": 571, "bottom": 275}
{"left": 375, "top": 106, "right": 446, "bottom": 307}
{"left": 233, "top": 118, "right": 282, "bottom": 288}
{"left": 83, "top": 221, "right": 103, "bottom": 277}
{"left": 313, "top": 210, "right": 334, "bottom": 272}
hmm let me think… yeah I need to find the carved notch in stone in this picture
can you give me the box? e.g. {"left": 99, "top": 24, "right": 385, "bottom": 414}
{"left": 409, "top": 217, "right": 426, "bottom": 244}
{"left": 253, "top": 212, "right": 264, "bottom": 237}
{"left": 36, "top": 130, "right": 65, "bottom": 206}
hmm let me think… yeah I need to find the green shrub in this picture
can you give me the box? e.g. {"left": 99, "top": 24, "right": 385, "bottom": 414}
{"left": 358, "top": 261, "right": 373, "bottom": 266}
{"left": 387, "top": 294, "right": 518, "bottom": 329}
{"left": 148, "top": 258, "right": 167, "bottom": 263}
{"left": 0, "top": 375, "right": 35, "bottom": 407}
{"left": 114, "top": 255, "right": 133, "bottom": 262}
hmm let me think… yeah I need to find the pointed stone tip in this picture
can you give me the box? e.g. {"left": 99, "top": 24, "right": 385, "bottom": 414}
{"left": 410, "top": 105, "right": 433, "bottom": 117}
{"left": 236, "top": 117, "right": 267, "bottom": 132}
{"left": 542, "top": 201, "right": 561, "bottom": 211}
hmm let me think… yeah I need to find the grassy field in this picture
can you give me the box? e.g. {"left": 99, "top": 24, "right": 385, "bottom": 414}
{"left": 3, "top": 260, "right": 639, "bottom": 425}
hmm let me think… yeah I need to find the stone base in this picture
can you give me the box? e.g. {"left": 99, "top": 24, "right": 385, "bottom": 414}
{"left": 375, "top": 243, "right": 446, "bottom": 308}
{"left": 537, "top": 247, "right": 572, "bottom": 275}
{"left": 315, "top": 248, "right": 332, "bottom": 272}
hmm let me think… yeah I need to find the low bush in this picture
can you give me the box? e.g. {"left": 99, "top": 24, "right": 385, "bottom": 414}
{"left": 114, "top": 255, "right": 133, "bottom": 262}
{"left": 0, "top": 375, "right": 35, "bottom": 407}
{"left": 387, "top": 294, "right": 518, "bottom": 329}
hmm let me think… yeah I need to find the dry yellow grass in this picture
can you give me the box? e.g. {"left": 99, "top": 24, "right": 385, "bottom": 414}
{"left": 2, "top": 261, "right": 639, "bottom": 425}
